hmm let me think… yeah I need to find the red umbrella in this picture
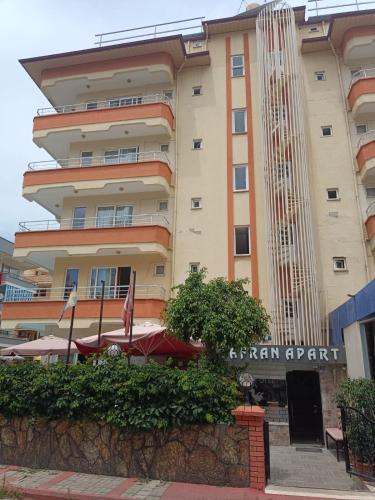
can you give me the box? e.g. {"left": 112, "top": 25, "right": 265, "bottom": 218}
{"left": 75, "top": 324, "right": 203, "bottom": 358}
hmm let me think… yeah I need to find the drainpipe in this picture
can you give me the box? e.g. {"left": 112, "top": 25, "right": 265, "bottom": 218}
{"left": 329, "top": 39, "right": 370, "bottom": 282}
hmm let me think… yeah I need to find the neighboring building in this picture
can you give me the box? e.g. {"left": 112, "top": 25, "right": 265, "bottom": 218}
{"left": 2, "top": 1, "right": 375, "bottom": 443}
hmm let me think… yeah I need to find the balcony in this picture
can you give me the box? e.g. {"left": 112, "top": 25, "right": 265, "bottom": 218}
{"left": 13, "top": 214, "right": 171, "bottom": 270}
{"left": 342, "top": 26, "right": 375, "bottom": 65}
{"left": 1, "top": 285, "right": 166, "bottom": 330}
{"left": 348, "top": 69, "right": 375, "bottom": 117}
{"left": 356, "top": 130, "right": 375, "bottom": 181}
{"left": 365, "top": 202, "right": 375, "bottom": 251}
{"left": 23, "top": 152, "right": 172, "bottom": 216}
{"left": 40, "top": 53, "right": 175, "bottom": 105}
{"left": 33, "top": 94, "right": 174, "bottom": 158}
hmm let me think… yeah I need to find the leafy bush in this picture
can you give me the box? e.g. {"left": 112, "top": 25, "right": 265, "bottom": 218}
{"left": 336, "top": 378, "right": 375, "bottom": 464}
{"left": 0, "top": 358, "right": 239, "bottom": 430}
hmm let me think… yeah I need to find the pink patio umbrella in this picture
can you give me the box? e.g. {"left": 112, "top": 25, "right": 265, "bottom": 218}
{"left": 0, "top": 335, "right": 79, "bottom": 357}
{"left": 75, "top": 324, "right": 203, "bottom": 358}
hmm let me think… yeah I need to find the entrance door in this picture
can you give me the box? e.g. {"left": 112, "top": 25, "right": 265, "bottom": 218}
{"left": 286, "top": 370, "right": 323, "bottom": 444}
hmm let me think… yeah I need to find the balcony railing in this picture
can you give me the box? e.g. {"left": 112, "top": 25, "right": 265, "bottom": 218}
{"left": 27, "top": 151, "right": 170, "bottom": 171}
{"left": 36, "top": 93, "right": 171, "bottom": 116}
{"left": 358, "top": 129, "right": 375, "bottom": 150}
{"left": 18, "top": 213, "right": 170, "bottom": 232}
{"left": 3, "top": 285, "right": 166, "bottom": 302}
{"left": 350, "top": 68, "right": 375, "bottom": 86}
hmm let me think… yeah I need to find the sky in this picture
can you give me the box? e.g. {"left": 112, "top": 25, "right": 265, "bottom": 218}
{"left": 0, "top": 0, "right": 343, "bottom": 241}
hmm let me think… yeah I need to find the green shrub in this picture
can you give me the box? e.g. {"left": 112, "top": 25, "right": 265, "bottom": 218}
{"left": 336, "top": 378, "right": 375, "bottom": 464}
{"left": 0, "top": 358, "right": 239, "bottom": 430}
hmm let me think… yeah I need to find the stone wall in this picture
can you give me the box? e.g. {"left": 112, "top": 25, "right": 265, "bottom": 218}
{"left": 0, "top": 415, "right": 250, "bottom": 487}
{"left": 320, "top": 365, "right": 347, "bottom": 433}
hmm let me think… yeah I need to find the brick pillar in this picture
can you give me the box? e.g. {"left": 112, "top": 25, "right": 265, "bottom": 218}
{"left": 232, "top": 405, "right": 266, "bottom": 491}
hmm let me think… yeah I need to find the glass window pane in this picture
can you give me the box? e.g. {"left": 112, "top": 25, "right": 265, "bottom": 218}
{"left": 80, "top": 151, "right": 93, "bottom": 166}
{"left": 232, "top": 67, "right": 244, "bottom": 77}
{"left": 235, "top": 227, "right": 249, "bottom": 255}
{"left": 115, "top": 206, "right": 133, "bottom": 226}
{"left": 234, "top": 110, "right": 246, "bottom": 133}
{"left": 96, "top": 207, "right": 114, "bottom": 227}
{"left": 64, "top": 269, "right": 79, "bottom": 299}
{"left": 119, "top": 148, "right": 138, "bottom": 163}
{"left": 234, "top": 166, "right": 247, "bottom": 190}
{"left": 232, "top": 55, "right": 243, "bottom": 66}
{"left": 104, "top": 150, "right": 119, "bottom": 165}
{"left": 72, "top": 207, "right": 86, "bottom": 229}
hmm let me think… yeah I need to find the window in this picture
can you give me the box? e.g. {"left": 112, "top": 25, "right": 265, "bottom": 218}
{"left": 164, "top": 90, "right": 173, "bottom": 100}
{"left": 104, "top": 147, "right": 138, "bottom": 164}
{"left": 104, "top": 150, "right": 119, "bottom": 164}
{"left": 192, "top": 86, "right": 202, "bottom": 96}
{"left": 284, "top": 300, "right": 295, "bottom": 318}
{"left": 321, "top": 126, "right": 332, "bottom": 137}
{"left": 154, "top": 264, "right": 165, "bottom": 276}
{"left": 86, "top": 101, "right": 98, "bottom": 110}
{"left": 315, "top": 71, "right": 326, "bottom": 81}
{"left": 191, "top": 197, "right": 202, "bottom": 209}
{"left": 231, "top": 55, "right": 244, "bottom": 77}
{"left": 235, "top": 226, "right": 250, "bottom": 255}
{"left": 366, "top": 188, "right": 375, "bottom": 198}
{"left": 64, "top": 269, "right": 79, "bottom": 299}
{"left": 80, "top": 151, "right": 93, "bottom": 166}
{"left": 90, "top": 267, "right": 117, "bottom": 298}
{"left": 356, "top": 124, "right": 367, "bottom": 135}
{"left": 158, "top": 200, "right": 168, "bottom": 211}
{"left": 233, "top": 109, "right": 247, "bottom": 134}
{"left": 192, "top": 41, "right": 203, "bottom": 48}
{"left": 193, "top": 139, "right": 202, "bottom": 150}
{"left": 96, "top": 205, "right": 133, "bottom": 228}
{"left": 233, "top": 165, "right": 248, "bottom": 191}
{"left": 350, "top": 68, "right": 361, "bottom": 78}
{"left": 309, "top": 26, "right": 320, "bottom": 33}
{"left": 189, "top": 262, "right": 200, "bottom": 273}
{"left": 327, "top": 188, "right": 339, "bottom": 200}
{"left": 160, "top": 144, "right": 169, "bottom": 152}
{"left": 72, "top": 207, "right": 86, "bottom": 229}
{"left": 109, "top": 96, "right": 142, "bottom": 107}
{"left": 333, "top": 257, "right": 347, "bottom": 271}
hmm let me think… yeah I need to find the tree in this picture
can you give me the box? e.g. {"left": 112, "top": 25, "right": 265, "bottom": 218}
{"left": 162, "top": 269, "right": 270, "bottom": 366}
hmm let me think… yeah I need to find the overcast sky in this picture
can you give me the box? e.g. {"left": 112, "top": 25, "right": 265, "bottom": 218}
{"left": 0, "top": 0, "right": 335, "bottom": 241}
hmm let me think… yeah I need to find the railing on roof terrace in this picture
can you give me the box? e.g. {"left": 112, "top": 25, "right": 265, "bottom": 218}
{"left": 36, "top": 93, "right": 171, "bottom": 116}
{"left": 358, "top": 130, "right": 375, "bottom": 149}
{"left": 28, "top": 151, "right": 170, "bottom": 171}
{"left": 350, "top": 68, "right": 375, "bottom": 86}
{"left": 307, "top": 0, "right": 375, "bottom": 17}
{"left": 18, "top": 213, "right": 170, "bottom": 232}
{"left": 94, "top": 17, "right": 204, "bottom": 47}
{"left": 3, "top": 284, "right": 166, "bottom": 302}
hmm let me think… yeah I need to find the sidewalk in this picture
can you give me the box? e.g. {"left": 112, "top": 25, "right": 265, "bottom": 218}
{"left": 0, "top": 464, "right": 337, "bottom": 500}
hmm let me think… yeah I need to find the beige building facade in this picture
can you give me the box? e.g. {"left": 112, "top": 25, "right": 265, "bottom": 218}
{"left": 2, "top": 4, "right": 375, "bottom": 343}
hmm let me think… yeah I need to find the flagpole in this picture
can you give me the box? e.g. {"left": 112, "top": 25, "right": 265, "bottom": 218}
{"left": 97, "top": 280, "right": 105, "bottom": 352}
{"left": 128, "top": 270, "right": 136, "bottom": 366}
{"left": 66, "top": 304, "right": 76, "bottom": 367}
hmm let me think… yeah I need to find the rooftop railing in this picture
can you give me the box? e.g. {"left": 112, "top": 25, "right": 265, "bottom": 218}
{"left": 358, "top": 129, "right": 375, "bottom": 150}
{"left": 28, "top": 151, "right": 171, "bottom": 171}
{"left": 18, "top": 213, "right": 170, "bottom": 232}
{"left": 3, "top": 284, "right": 166, "bottom": 302}
{"left": 350, "top": 68, "right": 375, "bottom": 87}
{"left": 307, "top": 0, "right": 375, "bottom": 17}
{"left": 36, "top": 93, "right": 171, "bottom": 116}
{"left": 94, "top": 17, "right": 204, "bottom": 46}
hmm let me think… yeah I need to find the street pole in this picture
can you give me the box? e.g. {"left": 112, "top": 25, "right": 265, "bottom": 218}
{"left": 128, "top": 270, "right": 136, "bottom": 366}
{"left": 66, "top": 304, "right": 76, "bottom": 367}
{"left": 97, "top": 280, "right": 105, "bottom": 352}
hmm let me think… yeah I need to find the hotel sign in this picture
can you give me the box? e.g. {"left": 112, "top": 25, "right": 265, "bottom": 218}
{"left": 229, "top": 345, "right": 346, "bottom": 364}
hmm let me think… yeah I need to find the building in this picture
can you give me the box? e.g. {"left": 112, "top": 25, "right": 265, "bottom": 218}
{"left": 0, "top": 237, "right": 43, "bottom": 347}
{"left": 2, "top": 1, "right": 375, "bottom": 443}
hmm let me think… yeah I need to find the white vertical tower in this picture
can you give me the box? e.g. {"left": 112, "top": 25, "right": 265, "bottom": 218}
{"left": 256, "top": 2, "right": 322, "bottom": 345}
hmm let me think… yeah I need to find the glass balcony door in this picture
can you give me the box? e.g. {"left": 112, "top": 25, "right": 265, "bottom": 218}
{"left": 104, "top": 147, "right": 138, "bottom": 165}
{"left": 96, "top": 206, "right": 133, "bottom": 228}
{"left": 89, "top": 266, "right": 131, "bottom": 298}
{"left": 64, "top": 269, "right": 79, "bottom": 299}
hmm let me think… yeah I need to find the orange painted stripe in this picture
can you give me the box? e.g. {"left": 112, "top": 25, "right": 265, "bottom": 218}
{"left": 243, "top": 33, "right": 259, "bottom": 298}
{"left": 226, "top": 37, "right": 235, "bottom": 281}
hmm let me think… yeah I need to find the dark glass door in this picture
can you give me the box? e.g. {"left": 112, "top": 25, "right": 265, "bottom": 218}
{"left": 286, "top": 370, "right": 323, "bottom": 444}
{"left": 117, "top": 267, "right": 131, "bottom": 298}
{"left": 64, "top": 269, "right": 79, "bottom": 299}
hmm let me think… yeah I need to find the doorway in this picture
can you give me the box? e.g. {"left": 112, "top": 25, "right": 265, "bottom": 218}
{"left": 286, "top": 370, "right": 323, "bottom": 444}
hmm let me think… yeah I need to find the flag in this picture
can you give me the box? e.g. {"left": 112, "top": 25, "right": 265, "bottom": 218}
{"left": 121, "top": 273, "right": 135, "bottom": 336}
{"left": 58, "top": 283, "right": 78, "bottom": 322}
